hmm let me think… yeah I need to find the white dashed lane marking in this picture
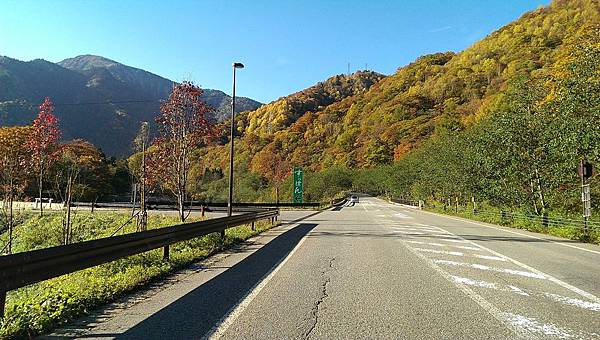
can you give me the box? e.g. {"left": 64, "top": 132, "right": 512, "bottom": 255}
{"left": 403, "top": 239, "right": 483, "bottom": 251}
{"left": 412, "top": 247, "right": 508, "bottom": 262}
{"left": 449, "top": 275, "right": 600, "bottom": 313}
{"left": 433, "top": 259, "right": 546, "bottom": 279}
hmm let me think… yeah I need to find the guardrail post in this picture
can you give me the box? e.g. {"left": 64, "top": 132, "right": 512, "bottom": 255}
{"left": 542, "top": 213, "right": 548, "bottom": 228}
{"left": 201, "top": 205, "right": 205, "bottom": 217}
{"left": 0, "top": 290, "right": 6, "bottom": 319}
{"left": 163, "top": 245, "right": 170, "bottom": 261}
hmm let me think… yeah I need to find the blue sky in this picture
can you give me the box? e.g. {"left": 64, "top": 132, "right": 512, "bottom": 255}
{"left": 0, "top": 0, "right": 550, "bottom": 103}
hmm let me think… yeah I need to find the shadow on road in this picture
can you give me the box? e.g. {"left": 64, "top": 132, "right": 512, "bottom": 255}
{"left": 281, "top": 209, "right": 324, "bottom": 224}
{"left": 104, "top": 222, "right": 319, "bottom": 339}
{"left": 295, "top": 227, "right": 585, "bottom": 244}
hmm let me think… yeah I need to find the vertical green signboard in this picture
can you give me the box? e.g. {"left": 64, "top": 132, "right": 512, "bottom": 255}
{"left": 293, "top": 167, "right": 303, "bottom": 203}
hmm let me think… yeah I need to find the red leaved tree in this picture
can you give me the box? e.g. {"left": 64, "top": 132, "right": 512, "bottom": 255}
{"left": 27, "top": 97, "right": 61, "bottom": 216}
{"left": 152, "top": 82, "right": 213, "bottom": 221}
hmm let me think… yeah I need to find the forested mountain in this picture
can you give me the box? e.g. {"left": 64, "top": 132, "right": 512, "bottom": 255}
{"left": 197, "top": 71, "right": 385, "bottom": 182}
{"left": 193, "top": 0, "right": 600, "bottom": 210}
{"left": 0, "top": 55, "right": 262, "bottom": 156}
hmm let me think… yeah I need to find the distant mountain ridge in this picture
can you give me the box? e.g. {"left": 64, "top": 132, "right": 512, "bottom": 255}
{"left": 59, "top": 55, "right": 173, "bottom": 99}
{"left": 0, "top": 54, "right": 262, "bottom": 156}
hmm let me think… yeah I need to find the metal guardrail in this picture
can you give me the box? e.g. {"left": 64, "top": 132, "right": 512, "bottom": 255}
{"left": 0, "top": 209, "right": 279, "bottom": 317}
{"left": 71, "top": 201, "right": 322, "bottom": 211}
{"left": 472, "top": 209, "right": 600, "bottom": 231}
{"left": 391, "top": 197, "right": 599, "bottom": 232}
{"left": 390, "top": 198, "right": 419, "bottom": 207}
{"left": 331, "top": 197, "right": 347, "bottom": 206}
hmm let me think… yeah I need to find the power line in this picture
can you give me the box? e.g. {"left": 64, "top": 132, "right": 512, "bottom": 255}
{"left": 6, "top": 99, "right": 163, "bottom": 107}
{"left": 53, "top": 99, "right": 162, "bottom": 107}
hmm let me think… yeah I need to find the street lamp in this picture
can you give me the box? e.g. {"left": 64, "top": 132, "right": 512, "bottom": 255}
{"left": 227, "top": 62, "right": 244, "bottom": 219}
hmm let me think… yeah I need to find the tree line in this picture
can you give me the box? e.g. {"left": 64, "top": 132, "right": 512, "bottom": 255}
{"left": 351, "top": 36, "right": 600, "bottom": 219}
{"left": 1, "top": 82, "right": 214, "bottom": 253}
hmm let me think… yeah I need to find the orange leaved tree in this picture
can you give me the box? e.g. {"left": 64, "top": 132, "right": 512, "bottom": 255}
{"left": 53, "top": 140, "right": 104, "bottom": 244}
{"left": 0, "top": 126, "right": 32, "bottom": 254}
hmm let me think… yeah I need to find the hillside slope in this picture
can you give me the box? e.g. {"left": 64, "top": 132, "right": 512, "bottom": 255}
{"left": 194, "top": 0, "right": 599, "bottom": 199}
{"left": 197, "top": 71, "right": 385, "bottom": 180}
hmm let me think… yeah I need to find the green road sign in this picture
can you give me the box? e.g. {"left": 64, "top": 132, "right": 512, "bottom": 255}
{"left": 293, "top": 167, "right": 303, "bottom": 203}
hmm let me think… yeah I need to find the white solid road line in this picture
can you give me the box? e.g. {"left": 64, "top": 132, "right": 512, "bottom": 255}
{"left": 204, "top": 225, "right": 313, "bottom": 340}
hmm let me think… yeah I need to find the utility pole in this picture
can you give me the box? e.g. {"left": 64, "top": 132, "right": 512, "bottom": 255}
{"left": 139, "top": 122, "right": 148, "bottom": 231}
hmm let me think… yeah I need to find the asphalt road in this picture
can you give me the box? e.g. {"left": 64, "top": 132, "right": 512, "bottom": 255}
{"left": 45, "top": 197, "right": 600, "bottom": 339}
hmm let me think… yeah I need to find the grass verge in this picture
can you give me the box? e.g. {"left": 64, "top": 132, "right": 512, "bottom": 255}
{"left": 0, "top": 211, "right": 278, "bottom": 339}
{"left": 421, "top": 202, "right": 600, "bottom": 245}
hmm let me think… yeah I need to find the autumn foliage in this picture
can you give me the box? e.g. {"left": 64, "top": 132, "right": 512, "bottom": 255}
{"left": 53, "top": 139, "right": 105, "bottom": 244}
{"left": 151, "top": 81, "right": 214, "bottom": 221}
{"left": 0, "top": 126, "right": 33, "bottom": 253}
{"left": 27, "top": 97, "right": 61, "bottom": 215}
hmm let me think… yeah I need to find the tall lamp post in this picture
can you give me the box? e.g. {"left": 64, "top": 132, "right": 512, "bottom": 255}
{"left": 227, "top": 62, "right": 244, "bottom": 221}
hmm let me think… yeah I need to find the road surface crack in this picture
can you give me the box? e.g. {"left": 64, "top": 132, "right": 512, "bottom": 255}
{"left": 304, "top": 257, "right": 335, "bottom": 339}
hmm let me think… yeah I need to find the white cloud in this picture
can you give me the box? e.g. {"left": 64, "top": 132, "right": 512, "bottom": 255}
{"left": 428, "top": 26, "right": 453, "bottom": 33}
